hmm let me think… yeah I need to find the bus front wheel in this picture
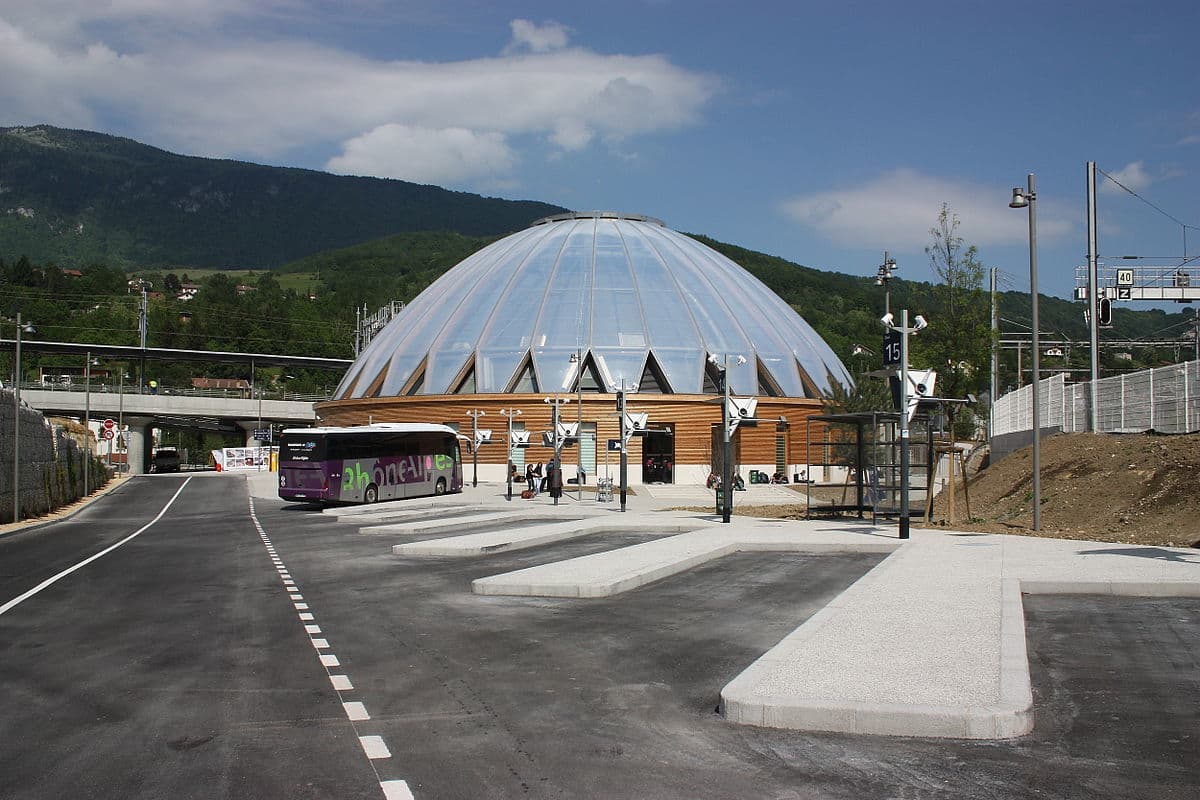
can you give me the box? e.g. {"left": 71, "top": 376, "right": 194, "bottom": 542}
{"left": 364, "top": 484, "right": 379, "bottom": 504}
{"left": 435, "top": 478, "right": 447, "bottom": 496}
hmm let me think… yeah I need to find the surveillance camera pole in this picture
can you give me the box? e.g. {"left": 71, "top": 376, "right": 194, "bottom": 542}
{"left": 466, "top": 409, "right": 485, "bottom": 488}
{"left": 500, "top": 408, "right": 521, "bottom": 501}
{"left": 898, "top": 311, "right": 911, "bottom": 540}
{"left": 721, "top": 355, "right": 733, "bottom": 524}
{"left": 617, "top": 381, "right": 628, "bottom": 512}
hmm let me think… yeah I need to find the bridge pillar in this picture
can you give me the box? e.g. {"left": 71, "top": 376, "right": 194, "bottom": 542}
{"left": 123, "top": 417, "right": 155, "bottom": 475}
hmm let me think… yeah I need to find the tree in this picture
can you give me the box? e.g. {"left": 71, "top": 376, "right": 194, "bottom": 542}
{"left": 915, "top": 204, "right": 993, "bottom": 431}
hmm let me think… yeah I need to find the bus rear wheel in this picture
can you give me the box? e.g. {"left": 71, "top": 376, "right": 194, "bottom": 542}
{"left": 435, "top": 478, "right": 447, "bottom": 496}
{"left": 364, "top": 484, "right": 379, "bottom": 504}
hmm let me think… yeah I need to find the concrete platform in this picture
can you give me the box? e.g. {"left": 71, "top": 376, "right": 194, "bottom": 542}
{"left": 362, "top": 508, "right": 589, "bottom": 536}
{"left": 247, "top": 470, "right": 1200, "bottom": 741}
{"left": 393, "top": 518, "right": 704, "bottom": 557}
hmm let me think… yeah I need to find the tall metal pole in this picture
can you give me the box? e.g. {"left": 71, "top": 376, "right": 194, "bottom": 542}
{"left": 721, "top": 355, "right": 732, "bottom": 524}
{"left": 898, "top": 312, "right": 911, "bottom": 540}
{"left": 617, "top": 382, "right": 627, "bottom": 512}
{"left": 118, "top": 368, "right": 125, "bottom": 474}
{"left": 989, "top": 267, "right": 999, "bottom": 447}
{"left": 84, "top": 352, "right": 91, "bottom": 496}
{"left": 1026, "top": 173, "right": 1042, "bottom": 532}
{"left": 12, "top": 314, "right": 23, "bottom": 523}
{"left": 466, "top": 409, "right": 484, "bottom": 488}
{"left": 550, "top": 398, "right": 561, "bottom": 507}
{"left": 1086, "top": 161, "right": 1100, "bottom": 433}
{"left": 500, "top": 408, "right": 520, "bottom": 501}
{"left": 576, "top": 348, "right": 584, "bottom": 500}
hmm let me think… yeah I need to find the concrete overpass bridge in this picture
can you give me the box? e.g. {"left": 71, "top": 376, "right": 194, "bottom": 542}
{"left": 21, "top": 388, "right": 319, "bottom": 474}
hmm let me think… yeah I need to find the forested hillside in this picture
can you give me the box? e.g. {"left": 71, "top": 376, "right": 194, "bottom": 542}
{"left": 0, "top": 125, "right": 565, "bottom": 269}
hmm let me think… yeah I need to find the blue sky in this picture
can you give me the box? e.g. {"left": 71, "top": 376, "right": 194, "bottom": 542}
{"left": 2, "top": 0, "right": 1199, "bottom": 303}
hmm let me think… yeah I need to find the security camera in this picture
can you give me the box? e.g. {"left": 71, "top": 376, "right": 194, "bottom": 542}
{"left": 706, "top": 354, "right": 720, "bottom": 366}
{"left": 735, "top": 355, "right": 747, "bottom": 366}
{"left": 913, "top": 315, "right": 928, "bottom": 331}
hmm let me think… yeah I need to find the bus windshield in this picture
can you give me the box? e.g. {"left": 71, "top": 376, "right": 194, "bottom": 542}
{"left": 278, "top": 424, "right": 462, "bottom": 505}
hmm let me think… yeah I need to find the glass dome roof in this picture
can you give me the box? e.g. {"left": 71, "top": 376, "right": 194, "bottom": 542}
{"left": 335, "top": 212, "right": 851, "bottom": 399}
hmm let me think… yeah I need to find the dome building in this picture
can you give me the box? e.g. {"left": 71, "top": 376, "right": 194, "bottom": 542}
{"left": 315, "top": 212, "right": 851, "bottom": 485}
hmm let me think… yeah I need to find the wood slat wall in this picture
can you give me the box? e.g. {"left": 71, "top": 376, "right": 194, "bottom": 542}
{"left": 313, "top": 394, "right": 830, "bottom": 468}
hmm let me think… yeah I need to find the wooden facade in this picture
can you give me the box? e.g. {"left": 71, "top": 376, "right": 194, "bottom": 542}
{"left": 313, "top": 393, "right": 830, "bottom": 483}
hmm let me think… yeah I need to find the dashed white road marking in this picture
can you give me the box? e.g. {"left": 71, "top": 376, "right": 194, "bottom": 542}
{"left": 381, "top": 780, "right": 415, "bottom": 800}
{"left": 360, "top": 735, "right": 392, "bottom": 760}
{"left": 249, "top": 495, "right": 406, "bottom": 798}
{"left": 343, "top": 701, "right": 370, "bottom": 721}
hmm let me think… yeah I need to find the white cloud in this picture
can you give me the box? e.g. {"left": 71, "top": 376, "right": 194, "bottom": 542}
{"left": 0, "top": 8, "right": 717, "bottom": 186}
{"left": 327, "top": 124, "right": 516, "bottom": 185}
{"left": 504, "top": 19, "right": 570, "bottom": 55}
{"left": 1100, "top": 161, "right": 1153, "bottom": 194}
{"left": 780, "top": 168, "right": 1073, "bottom": 250}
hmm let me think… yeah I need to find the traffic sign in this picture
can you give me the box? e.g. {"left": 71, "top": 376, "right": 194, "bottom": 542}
{"left": 607, "top": 439, "right": 622, "bottom": 452}
{"left": 101, "top": 429, "right": 115, "bottom": 440}
{"left": 1116, "top": 268, "right": 1134, "bottom": 286}
{"left": 252, "top": 428, "right": 271, "bottom": 440}
{"left": 1117, "top": 287, "right": 1131, "bottom": 300}
{"left": 103, "top": 418, "right": 115, "bottom": 430}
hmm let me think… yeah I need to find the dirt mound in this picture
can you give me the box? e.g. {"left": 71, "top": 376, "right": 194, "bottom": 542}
{"left": 923, "top": 432, "right": 1200, "bottom": 547}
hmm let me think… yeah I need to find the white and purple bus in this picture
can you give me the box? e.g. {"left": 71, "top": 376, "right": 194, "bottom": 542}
{"left": 278, "top": 423, "right": 463, "bottom": 505}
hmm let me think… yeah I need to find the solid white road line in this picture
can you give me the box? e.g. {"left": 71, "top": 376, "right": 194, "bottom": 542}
{"left": 0, "top": 478, "right": 193, "bottom": 618}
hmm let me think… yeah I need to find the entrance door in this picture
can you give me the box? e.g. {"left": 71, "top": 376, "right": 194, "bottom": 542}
{"left": 641, "top": 426, "right": 674, "bottom": 484}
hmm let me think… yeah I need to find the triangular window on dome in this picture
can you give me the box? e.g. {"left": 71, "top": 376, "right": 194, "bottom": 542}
{"left": 756, "top": 358, "right": 783, "bottom": 398}
{"left": 638, "top": 352, "right": 672, "bottom": 393}
{"left": 702, "top": 360, "right": 724, "bottom": 395}
{"left": 796, "top": 359, "right": 821, "bottom": 398}
{"left": 571, "top": 353, "right": 606, "bottom": 393}
{"left": 452, "top": 361, "right": 476, "bottom": 395}
{"left": 362, "top": 363, "right": 390, "bottom": 399}
{"left": 506, "top": 353, "right": 540, "bottom": 393}
{"left": 401, "top": 356, "right": 428, "bottom": 396}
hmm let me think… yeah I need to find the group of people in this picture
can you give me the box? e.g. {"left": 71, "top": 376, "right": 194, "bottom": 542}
{"left": 705, "top": 472, "right": 746, "bottom": 491}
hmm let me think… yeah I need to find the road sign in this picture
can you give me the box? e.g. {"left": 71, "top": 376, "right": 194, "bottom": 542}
{"left": 882, "top": 329, "right": 902, "bottom": 367}
{"left": 607, "top": 439, "right": 622, "bottom": 452}
{"left": 252, "top": 428, "right": 271, "bottom": 440}
{"left": 1117, "top": 287, "right": 1131, "bottom": 300}
{"left": 103, "top": 418, "right": 115, "bottom": 430}
{"left": 101, "top": 429, "right": 115, "bottom": 440}
{"left": 1116, "top": 269, "right": 1134, "bottom": 286}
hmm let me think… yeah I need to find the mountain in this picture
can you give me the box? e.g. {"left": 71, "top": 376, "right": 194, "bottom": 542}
{"left": 0, "top": 125, "right": 567, "bottom": 269}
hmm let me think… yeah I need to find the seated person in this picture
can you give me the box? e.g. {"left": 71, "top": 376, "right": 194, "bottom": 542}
{"left": 733, "top": 474, "right": 745, "bottom": 491}
{"left": 705, "top": 471, "right": 719, "bottom": 489}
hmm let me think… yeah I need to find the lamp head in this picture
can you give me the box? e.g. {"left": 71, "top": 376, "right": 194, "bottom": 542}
{"left": 880, "top": 312, "right": 895, "bottom": 328}
{"left": 735, "top": 355, "right": 747, "bottom": 366}
{"left": 1008, "top": 187, "right": 1029, "bottom": 209}
{"left": 913, "top": 315, "right": 928, "bottom": 331}
{"left": 706, "top": 353, "right": 719, "bottom": 366}
{"left": 874, "top": 277, "right": 884, "bottom": 286}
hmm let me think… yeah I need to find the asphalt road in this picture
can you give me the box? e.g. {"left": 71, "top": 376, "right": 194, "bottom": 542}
{"left": 1, "top": 474, "right": 1196, "bottom": 799}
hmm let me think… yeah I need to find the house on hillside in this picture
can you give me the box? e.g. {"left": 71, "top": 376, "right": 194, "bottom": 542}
{"left": 191, "top": 377, "right": 252, "bottom": 397}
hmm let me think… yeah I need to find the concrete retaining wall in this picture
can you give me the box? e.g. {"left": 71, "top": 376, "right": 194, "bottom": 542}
{"left": 0, "top": 389, "right": 108, "bottom": 521}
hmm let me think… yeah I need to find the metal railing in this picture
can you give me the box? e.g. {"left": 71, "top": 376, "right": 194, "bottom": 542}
{"left": 993, "top": 360, "right": 1200, "bottom": 436}
{"left": 12, "top": 380, "right": 333, "bottom": 403}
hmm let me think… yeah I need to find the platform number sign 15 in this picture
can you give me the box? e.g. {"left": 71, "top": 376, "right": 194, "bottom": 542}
{"left": 882, "top": 329, "right": 902, "bottom": 367}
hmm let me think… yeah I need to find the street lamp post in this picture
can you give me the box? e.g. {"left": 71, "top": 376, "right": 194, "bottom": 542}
{"left": 1009, "top": 174, "right": 1042, "bottom": 532}
{"left": 570, "top": 349, "right": 584, "bottom": 500}
{"left": 881, "top": 311, "right": 927, "bottom": 540}
{"left": 499, "top": 408, "right": 522, "bottom": 501}
{"left": 466, "top": 409, "right": 485, "bottom": 488}
{"left": 544, "top": 396, "right": 568, "bottom": 506}
{"left": 84, "top": 352, "right": 92, "bottom": 497}
{"left": 10, "top": 313, "right": 35, "bottom": 523}
{"left": 875, "top": 252, "right": 898, "bottom": 317}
